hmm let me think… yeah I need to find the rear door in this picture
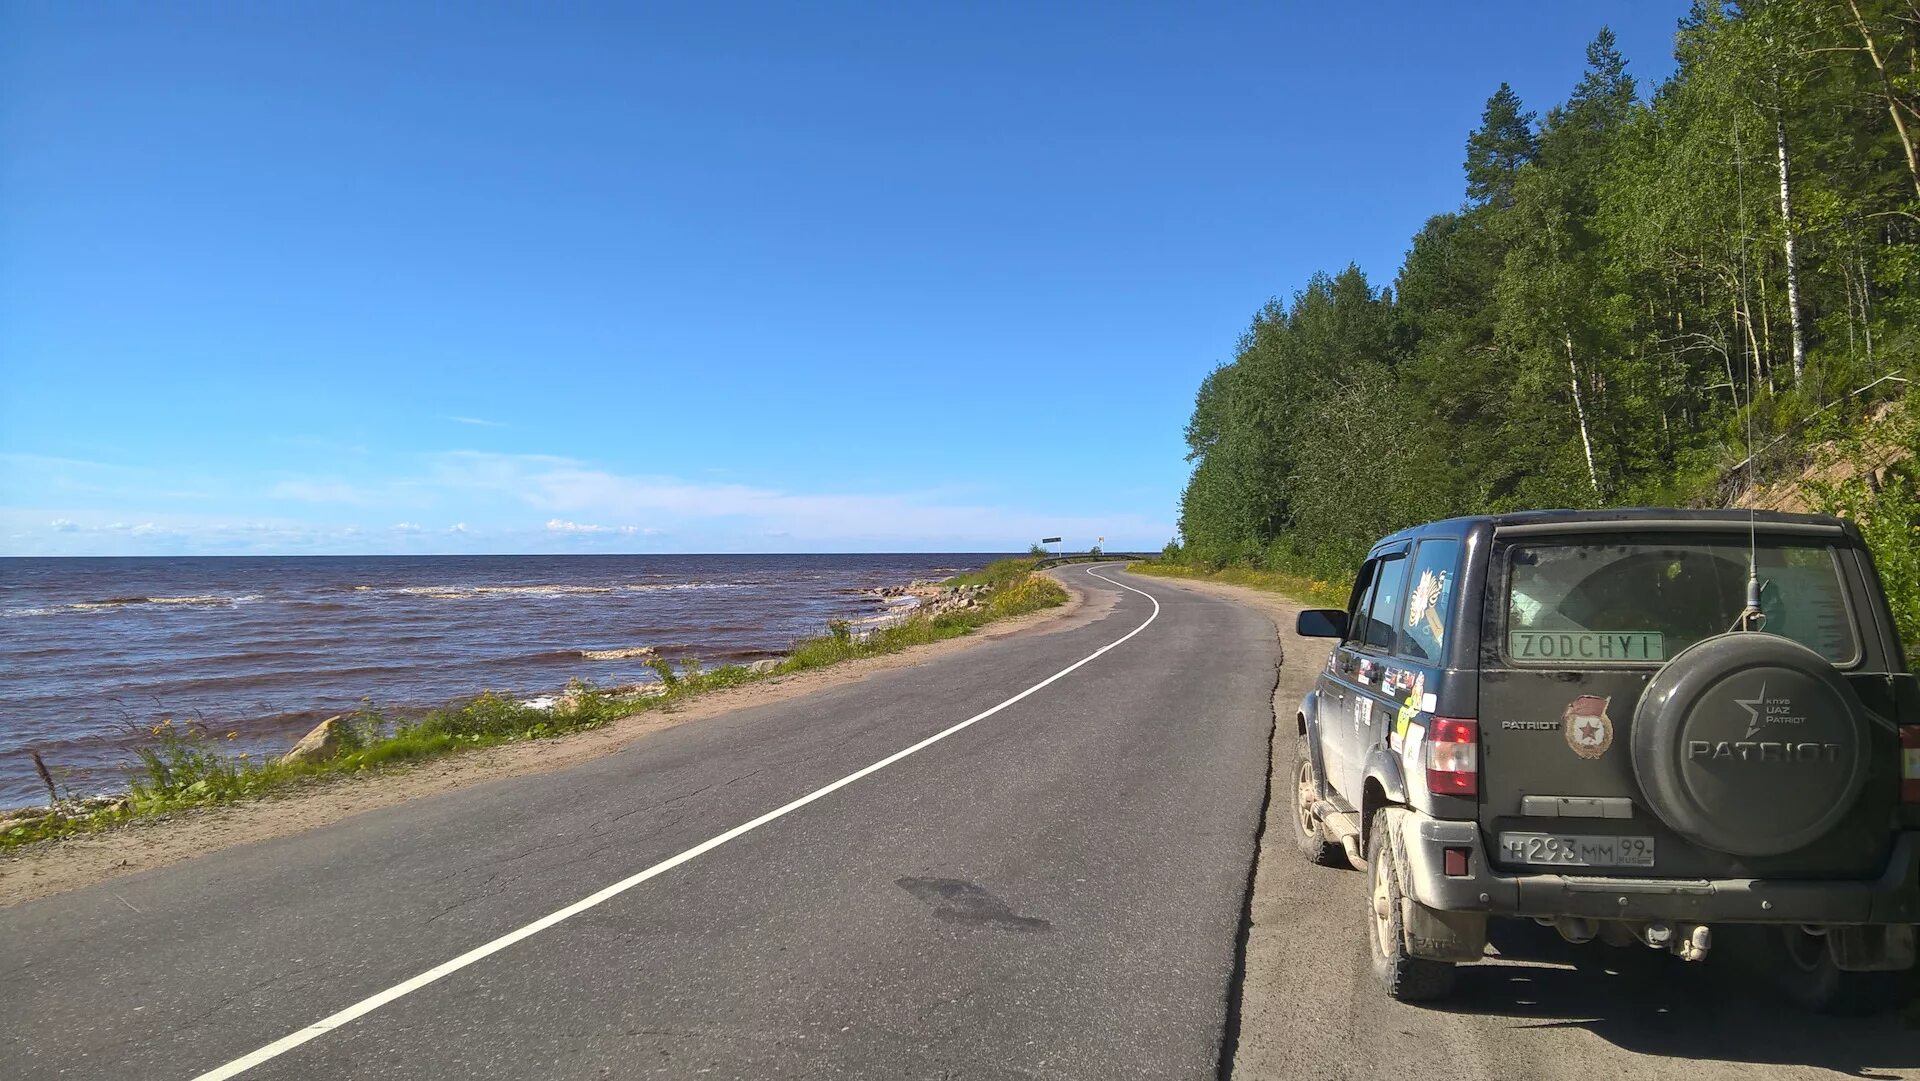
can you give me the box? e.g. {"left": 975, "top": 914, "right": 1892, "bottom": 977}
{"left": 1477, "top": 529, "right": 1886, "bottom": 879}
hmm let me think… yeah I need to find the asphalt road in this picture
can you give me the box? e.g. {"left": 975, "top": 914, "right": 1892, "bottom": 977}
{"left": 1, "top": 567, "right": 1281, "bottom": 1080}
{"left": 5, "top": 565, "right": 1916, "bottom": 1080}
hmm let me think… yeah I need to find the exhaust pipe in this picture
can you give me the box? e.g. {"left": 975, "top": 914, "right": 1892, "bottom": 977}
{"left": 1340, "top": 833, "right": 1366, "bottom": 867}
{"left": 1310, "top": 801, "right": 1368, "bottom": 868}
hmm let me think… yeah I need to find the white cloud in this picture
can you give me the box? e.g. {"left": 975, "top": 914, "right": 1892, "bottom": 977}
{"left": 444, "top": 415, "right": 504, "bottom": 428}
{"left": 440, "top": 452, "right": 1168, "bottom": 547}
{"left": 545, "top": 518, "right": 656, "bottom": 535}
{"left": 3, "top": 447, "right": 1171, "bottom": 555}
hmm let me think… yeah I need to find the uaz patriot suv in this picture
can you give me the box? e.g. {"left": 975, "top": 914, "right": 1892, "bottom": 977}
{"left": 1293, "top": 509, "right": 1919, "bottom": 1010}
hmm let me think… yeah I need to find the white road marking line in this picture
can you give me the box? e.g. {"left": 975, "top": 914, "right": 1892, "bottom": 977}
{"left": 190, "top": 565, "right": 1161, "bottom": 1081}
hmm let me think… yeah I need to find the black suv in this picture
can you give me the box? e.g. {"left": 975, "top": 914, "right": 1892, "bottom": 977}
{"left": 1292, "top": 508, "right": 1919, "bottom": 1010}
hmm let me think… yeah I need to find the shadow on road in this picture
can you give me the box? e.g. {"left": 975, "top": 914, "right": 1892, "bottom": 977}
{"left": 1442, "top": 922, "right": 1919, "bottom": 1078}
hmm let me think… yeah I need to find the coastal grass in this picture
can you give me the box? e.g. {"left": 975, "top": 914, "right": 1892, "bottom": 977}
{"left": 1, "top": 567, "right": 1069, "bottom": 851}
{"left": 942, "top": 556, "right": 1045, "bottom": 590}
{"left": 786, "top": 570, "right": 1065, "bottom": 671}
{"left": 1126, "top": 559, "right": 1350, "bottom": 609}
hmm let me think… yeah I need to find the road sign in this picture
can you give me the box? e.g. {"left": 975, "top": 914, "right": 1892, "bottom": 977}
{"left": 1041, "top": 537, "right": 1062, "bottom": 544}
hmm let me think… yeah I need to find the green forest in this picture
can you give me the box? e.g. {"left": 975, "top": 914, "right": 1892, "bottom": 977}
{"left": 1168, "top": 1, "right": 1919, "bottom": 659}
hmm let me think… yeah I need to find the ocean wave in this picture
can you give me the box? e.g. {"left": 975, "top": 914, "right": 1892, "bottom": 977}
{"left": 349, "top": 582, "right": 749, "bottom": 601}
{"left": 578, "top": 646, "right": 657, "bottom": 660}
{"left": 153, "top": 594, "right": 261, "bottom": 606}
{"left": 389, "top": 585, "right": 618, "bottom": 599}
{"left": 4, "top": 594, "right": 260, "bottom": 617}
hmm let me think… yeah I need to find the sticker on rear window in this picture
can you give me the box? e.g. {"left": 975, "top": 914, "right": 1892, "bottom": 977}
{"left": 1509, "top": 631, "right": 1664, "bottom": 662}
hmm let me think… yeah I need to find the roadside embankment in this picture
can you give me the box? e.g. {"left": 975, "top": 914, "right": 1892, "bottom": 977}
{"left": 1127, "top": 558, "right": 1349, "bottom": 608}
{"left": 0, "top": 560, "right": 1075, "bottom": 890}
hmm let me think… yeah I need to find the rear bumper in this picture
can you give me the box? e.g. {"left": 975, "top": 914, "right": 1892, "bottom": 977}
{"left": 1395, "top": 817, "right": 1920, "bottom": 925}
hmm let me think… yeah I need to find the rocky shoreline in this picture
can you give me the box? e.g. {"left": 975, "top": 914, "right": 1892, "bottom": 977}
{"left": 518, "top": 579, "right": 994, "bottom": 711}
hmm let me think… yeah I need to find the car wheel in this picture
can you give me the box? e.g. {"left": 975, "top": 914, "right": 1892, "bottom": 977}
{"left": 1366, "top": 809, "right": 1456, "bottom": 1003}
{"left": 1293, "top": 736, "right": 1346, "bottom": 868}
{"left": 1769, "top": 926, "right": 1911, "bottom": 1016}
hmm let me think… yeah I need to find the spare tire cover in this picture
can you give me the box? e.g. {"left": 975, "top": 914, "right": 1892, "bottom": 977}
{"left": 1631, "top": 633, "right": 1870, "bottom": 857}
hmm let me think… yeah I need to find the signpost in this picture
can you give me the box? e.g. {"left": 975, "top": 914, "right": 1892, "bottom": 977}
{"left": 1040, "top": 536, "right": 1062, "bottom": 556}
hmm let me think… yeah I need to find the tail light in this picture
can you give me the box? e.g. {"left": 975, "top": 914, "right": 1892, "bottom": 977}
{"left": 1902, "top": 726, "right": 1919, "bottom": 804}
{"left": 1425, "top": 717, "right": 1479, "bottom": 798}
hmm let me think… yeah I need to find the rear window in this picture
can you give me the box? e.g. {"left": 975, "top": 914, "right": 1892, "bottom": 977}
{"left": 1400, "top": 539, "right": 1460, "bottom": 663}
{"left": 1505, "top": 538, "right": 1857, "bottom": 665}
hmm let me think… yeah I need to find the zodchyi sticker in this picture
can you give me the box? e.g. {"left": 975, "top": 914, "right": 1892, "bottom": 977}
{"left": 1510, "top": 631, "right": 1663, "bottom": 662}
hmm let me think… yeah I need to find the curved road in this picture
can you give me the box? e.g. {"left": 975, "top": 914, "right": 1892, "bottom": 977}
{"left": 2, "top": 568, "right": 1278, "bottom": 1079}
{"left": 3, "top": 566, "right": 1915, "bottom": 1079}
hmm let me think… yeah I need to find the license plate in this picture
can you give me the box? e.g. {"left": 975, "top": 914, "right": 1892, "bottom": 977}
{"left": 1499, "top": 832, "right": 1655, "bottom": 868}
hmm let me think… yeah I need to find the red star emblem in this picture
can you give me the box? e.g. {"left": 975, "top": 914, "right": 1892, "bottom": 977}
{"left": 1579, "top": 722, "right": 1601, "bottom": 741}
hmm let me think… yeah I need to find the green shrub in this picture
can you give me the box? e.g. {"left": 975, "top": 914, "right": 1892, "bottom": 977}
{"left": 646, "top": 656, "right": 680, "bottom": 688}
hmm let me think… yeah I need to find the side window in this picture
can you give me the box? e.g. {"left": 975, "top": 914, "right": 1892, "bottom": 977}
{"left": 1363, "top": 555, "right": 1408, "bottom": 650}
{"left": 1343, "top": 559, "right": 1378, "bottom": 647}
{"left": 1399, "top": 539, "right": 1460, "bottom": 663}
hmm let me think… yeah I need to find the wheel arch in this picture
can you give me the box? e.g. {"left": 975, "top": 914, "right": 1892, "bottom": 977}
{"left": 1360, "top": 746, "right": 1410, "bottom": 852}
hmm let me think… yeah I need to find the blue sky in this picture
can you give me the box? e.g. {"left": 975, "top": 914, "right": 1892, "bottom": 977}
{"left": 1, "top": 2, "right": 1684, "bottom": 555}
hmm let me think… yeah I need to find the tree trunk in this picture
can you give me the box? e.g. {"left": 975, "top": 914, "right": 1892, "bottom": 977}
{"left": 1735, "top": 295, "right": 1751, "bottom": 401}
{"left": 1564, "top": 332, "right": 1602, "bottom": 498}
{"left": 1846, "top": 0, "right": 1920, "bottom": 200}
{"left": 1774, "top": 104, "right": 1808, "bottom": 386}
{"left": 1859, "top": 254, "right": 1876, "bottom": 369}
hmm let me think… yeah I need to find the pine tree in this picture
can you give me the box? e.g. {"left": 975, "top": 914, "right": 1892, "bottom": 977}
{"left": 1464, "top": 83, "right": 1537, "bottom": 210}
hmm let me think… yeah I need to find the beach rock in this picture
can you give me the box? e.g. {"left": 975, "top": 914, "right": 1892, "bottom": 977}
{"left": 612, "top": 682, "right": 671, "bottom": 699}
{"left": 280, "top": 715, "right": 345, "bottom": 765}
{"left": 748, "top": 658, "right": 782, "bottom": 675}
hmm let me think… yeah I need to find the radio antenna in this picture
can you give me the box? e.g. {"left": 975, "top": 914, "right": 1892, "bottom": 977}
{"left": 1734, "top": 113, "right": 1764, "bottom": 633}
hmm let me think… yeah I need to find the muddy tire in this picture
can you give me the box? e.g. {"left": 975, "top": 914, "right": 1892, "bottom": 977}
{"left": 1769, "top": 926, "right": 1912, "bottom": 1016}
{"left": 1293, "top": 736, "right": 1346, "bottom": 868}
{"left": 1365, "top": 810, "right": 1456, "bottom": 1002}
